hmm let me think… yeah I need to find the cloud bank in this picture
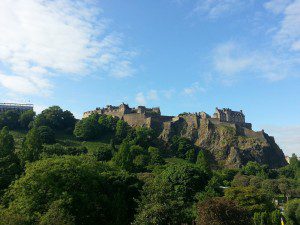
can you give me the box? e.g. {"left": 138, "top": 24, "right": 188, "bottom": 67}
{"left": 0, "top": 0, "right": 136, "bottom": 96}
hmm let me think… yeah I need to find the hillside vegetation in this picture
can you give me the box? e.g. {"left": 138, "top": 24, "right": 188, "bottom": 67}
{"left": 0, "top": 106, "right": 299, "bottom": 225}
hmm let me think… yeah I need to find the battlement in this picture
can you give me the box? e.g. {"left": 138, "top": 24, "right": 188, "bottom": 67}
{"left": 83, "top": 104, "right": 252, "bottom": 130}
{"left": 213, "top": 107, "right": 245, "bottom": 123}
{"left": 0, "top": 103, "right": 34, "bottom": 113}
{"left": 83, "top": 103, "right": 161, "bottom": 119}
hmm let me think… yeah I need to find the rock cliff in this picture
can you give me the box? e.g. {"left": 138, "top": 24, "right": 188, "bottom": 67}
{"left": 84, "top": 104, "right": 287, "bottom": 168}
{"left": 159, "top": 116, "right": 287, "bottom": 169}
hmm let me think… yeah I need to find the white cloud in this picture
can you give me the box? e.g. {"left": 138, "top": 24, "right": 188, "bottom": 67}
{"left": 147, "top": 90, "right": 158, "bottom": 100}
{"left": 266, "top": 0, "right": 300, "bottom": 52}
{"left": 213, "top": 42, "right": 253, "bottom": 76}
{"left": 0, "top": 73, "right": 52, "bottom": 96}
{"left": 192, "top": 0, "right": 246, "bottom": 19}
{"left": 162, "top": 89, "right": 175, "bottom": 99}
{"left": 183, "top": 82, "right": 205, "bottom": 96}
{"left": 212, "top": 41, "right": 299, "bottom": 83}
{"left": 0, "top": 0, "right": 136, "bottom": 95}
{"left": 264, "top": 0, "right": 292, "bottom": 14}
{"left": 263, "top": 125, "right": 300, "bottom": 156}
{"left": 135, "top": 89, "right": 160, "bottom": 105}
{"left": 135, "top": 92, "right": 146, "bottom": 105}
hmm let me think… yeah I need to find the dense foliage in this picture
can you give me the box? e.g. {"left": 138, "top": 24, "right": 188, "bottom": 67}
{"left": 0, "top": 156, "right": 140, "bottom": 225}
{"left": 0, "top": 110, "right": 35, "bottom": 130}
{"left": 0, "top": 107, "right": 299, "bottom": 225}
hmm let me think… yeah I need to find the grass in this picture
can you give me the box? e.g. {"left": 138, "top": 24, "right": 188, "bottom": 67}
{"left": 10, "top": 129, "right": 113, "bottom": 153}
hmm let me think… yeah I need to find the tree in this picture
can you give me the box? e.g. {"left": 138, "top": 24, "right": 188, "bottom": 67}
{"left": 90, "top": 145, "right": 113, "bottom": 161}
{"left": 277, "top": 178, "right": 298, "bottom": 201}
{"left": 37, "top": 126, "right": 55, "bottom": 144}
{"left": 133, "top": 163, "right": 210, "bottom": 225}
{"left": 73, "top": 114, "right": 101, "bottom": 140}
{"left": 19, "top": 110, "right": 35, "bottom": 129}
{"left": 0, "top": 127, "right": 21, "bottom": 192}
{"left": 17, "top": 127, "right": 43, "bottom": 164}
{"left": 261, "top": 179, "right": 280, "bottom": 197}
{"left": 170, "top": 136, "right": 195, "bottom": 159}
{"left": 0, "top": 156, "right": 141, "bottom": 225}
{"left": 270, "top": 210, "right": 282, "bottom": 225}
{"left": 61, "top": 110, "right": 77, "bottom": 132}
{"left": 225, "top": 186, "right": 275, "bottom": 215}
{"left": 284, "top": 198, "right": 300, "bottom": 225}
{"left": 32, "top": 106, "right": 76, "bottom": 130}
{"left": 196, "top": 150, "right": 211, "bottom": 173}
{"left": 98, "top": 115, "right": 119, "bottom": 133}
{"left": 39, "top": 199, "right": 75, "bottom": 225}
{"left": 231, "top": 173, "right": 251, "bottom": 187}
{"left": 242, "top": 161, "right": 269, "bottom": 178}
{"left": 148, "top": 146, "right": 164, "bottom": 165}
{"left": 112, "top": 142, "right": 150, "bottom": 172}
{"left": 112, "top": 142, "right": 132, "bottom": 171}
{"left": 196, "top": 197, "right": 251, "bottom": 225}
{"left": 132, "top": 127, "right": 157, "bottom": 148}
{"left": 115, "top": 120, "right": 131, "bottom": 142}
{"left": 0, "top": 110, "right": 20, "bottom": 129}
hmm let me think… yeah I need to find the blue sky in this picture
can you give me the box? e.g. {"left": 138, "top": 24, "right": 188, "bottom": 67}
{"left": 0, "top": 0, "right": 299, "bottom": 155}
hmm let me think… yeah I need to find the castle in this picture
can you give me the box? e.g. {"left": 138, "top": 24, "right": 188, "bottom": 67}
{"left": 83, "top": 103, "right": 252, "bottom": 131}
{"left": 0, "top": 103, "right": 34, "bottom": 113}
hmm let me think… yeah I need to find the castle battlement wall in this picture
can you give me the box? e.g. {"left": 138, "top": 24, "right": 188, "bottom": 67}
{"left": 83, "top": 104, "right": 252, "bottom": 131}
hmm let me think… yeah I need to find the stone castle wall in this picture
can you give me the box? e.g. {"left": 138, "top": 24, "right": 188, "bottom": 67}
{"left": 83, "top": 104, "right": 253, "bottom": 132}
{"left": 123, "top": 113, "right": 150, "bottom": 127}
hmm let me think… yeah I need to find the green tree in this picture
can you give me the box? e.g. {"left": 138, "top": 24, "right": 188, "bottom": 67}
{"left": 225, "top": 186, "right": 275, "bottom": 215}
{"left": 270, "top": 210, "right": 282, "bottom": 225}
{"left": 112, "top": 142, "right": 132, "bottom": 171}
{"left": 112, "top": 142, "right": 150, "bottom": 172}
{"left": 37, "top": 126, "right": 55, "bottom": 144}
{"left": 73, "top": 114, "right": 101, "bottom": 140}
{"left": 19, "top": 110, "right": 35, "bottom": 129}
{"left": 32, "top": 106, "right": 76, "bottom": 130}
{"left": 90, "top": 145, "right": 113, "bottom": 161}
{"left": 253, "top": 210, "right": 281, "bottom": 225}
{"left": 133, "top": 163, "right": 210, "bottom": 225}
{"left": 0, "top": 110, "right": 20, "bottom": 129}
{"left": 231, "top": 173, "right": 251, "bottom": 187}
{"left": 261, "top": 179, "right": 280, "bottom": 197}
{"left": 115, "top": 119, "right": 131, "bottom": 142}
{"left": 18, "top": 127, "right": 43, "bottom": 164}
{"left": 171, "top": 136, "right": 195, "bottom": 159}
{"left": 98, "top": 115, "right": 119, "bottom": 133}
{"left": 0, "top": 127, "right": 21, "bottom": 192}
{"left": 196, "top": 150, "right": 211, "bottom": 173}
{"left": 277, "top": 178, "right": 298, "bottom": 201}
{"left": 148, "top": 146, "right": 164, "bottom": 165}
{"left": 39, "top": 199, "right": 75, "bottom": 225}
{"left": 0, "top": 156, "right": 141, "bottom": 225}
{"left": 132, "top": 127, "right": 157, "bottom": 148}
{"left": 242, "top": 161, "right": 269, "bottom": 178}
{"left": 196, "top": 197, "right": 251, "bottom": 225}
{"left": 284, "top": 198, "right": 300, "bottom": 225}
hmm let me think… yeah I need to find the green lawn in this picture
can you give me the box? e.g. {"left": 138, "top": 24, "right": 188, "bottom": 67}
{"left": 11, "top": 129, "right": 113, "bottom": 153}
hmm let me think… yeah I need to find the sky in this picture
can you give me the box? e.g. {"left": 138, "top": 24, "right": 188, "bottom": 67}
{"left": 0, "top": 0, "right": 299, "bottom": 156}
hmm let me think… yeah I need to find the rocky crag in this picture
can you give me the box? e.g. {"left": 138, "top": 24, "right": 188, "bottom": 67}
{"left": 83, "top": 103, "right": 287, "bottom": 168}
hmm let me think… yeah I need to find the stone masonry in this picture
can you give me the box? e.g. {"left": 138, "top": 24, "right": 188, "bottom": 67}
{"left": 83, "top": 103, "right": 252, "bottom": 131}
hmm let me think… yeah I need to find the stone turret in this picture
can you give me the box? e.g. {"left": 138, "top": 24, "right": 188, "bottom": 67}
{"left": 213, "top": 107, "right": 245, "bottom": 123}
